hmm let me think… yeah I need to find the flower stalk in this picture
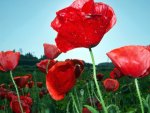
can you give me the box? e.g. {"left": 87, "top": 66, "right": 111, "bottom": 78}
{"left": 10, "top": 71, "right": 24, "bottom": 113}
{"left": 134, "top": 78, "right": 144, "bottom": 113}
{"left": 89, "top": 48, "right": 108, "bottom": 113}
{"left": 71, "top": 93, "right": 80, "bottom": 113}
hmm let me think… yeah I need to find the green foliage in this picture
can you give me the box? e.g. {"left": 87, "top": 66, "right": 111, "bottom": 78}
{"left": 84, "top": 105, "right": 99, "bottom": 113}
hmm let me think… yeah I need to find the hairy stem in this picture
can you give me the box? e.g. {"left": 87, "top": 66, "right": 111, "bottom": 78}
{"left": 89, "top": 48, "right": 108, "bottom": 113}
{"left": 71, "top": 93, "right": 80, "bottom": 113}
{"left": 10, "top": 71, "right": 24, "bottom": 113}
{"left": 135, "top": 78, "right": 144, "bottom": 113}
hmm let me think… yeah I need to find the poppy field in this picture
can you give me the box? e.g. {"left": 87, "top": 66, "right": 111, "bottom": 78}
{"left": 0, "top": 0, "right": 150, "bottom": 113}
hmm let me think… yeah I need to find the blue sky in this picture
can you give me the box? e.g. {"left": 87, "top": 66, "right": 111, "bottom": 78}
{"left": 0, "top": 0, "right": 150, "bottom": 64}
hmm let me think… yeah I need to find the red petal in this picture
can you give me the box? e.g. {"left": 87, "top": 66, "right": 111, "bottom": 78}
{"left": 36, "top": 82, "right": 43, "bottom": 88}
{"left": 107, "top": 45, "right": 150, "bottom": 78}
{"left": 10, "top": 96, "right": 32, "bottom": 113}
{"left": 94, "top": 2, "right": 116, "bottom": 33}
{"left": 69, "top": 59, "right": 84, "bottom": 78}
{"left": 52, "top": 2, "right": 116, "bottom": 52}
{"left": 36, "top": 59, "right": 57, "bottom": 73}
{"left": 46, "top": 61, "right": 77, "bottom": 100}
{"left": 55, "top": 34, "right": 77, "bottom": 52}
{"left": 43, "top": 43, "right": 61, "bottom": 59}
{"left": 103, "top": 78, "right": 119, "bottom": 92}
{"left": 0, "top": 51, "right": 20, "bottom": 71}
{"left": 82, "top": 107, "right": 92, "bottom": 113}
{"left": 71, "top": 0, "right": 94, "bottom": 14}
{"left": 0, "top": 64, "right": 5, "bottom": 72}
{"left": 96, "top": 73, "right": 104, "bottom": 81}
{"left": 110, "top": 68, "right": 124, "bottom": 79}
{"left": 13, "top": 75, "right": 31, "bottom": 88}
{"left": 27, "top": 81, "right": 34, "bottom": 88}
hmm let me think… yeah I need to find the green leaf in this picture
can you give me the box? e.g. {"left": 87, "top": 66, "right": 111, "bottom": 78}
{"left": 84, "top": 105, "right": 99, "bottom": 113}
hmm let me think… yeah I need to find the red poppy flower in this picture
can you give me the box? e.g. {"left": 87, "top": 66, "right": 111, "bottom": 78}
{"left": 27, "top": 81, "right": 34, "bottom": 88}
{"left": 10, "top": 96, "right": 32, "bottom": 113}
{"left": 82, "top": 107, "right": 91, "bottom": 113}
{"left": 6, "top": 91, "right": 16, "bottom": 101}
{"left": 36, "top": 82, "right": 43, "bottom": 88}
{"left": 43, "top": 43, "right": 61, "bottom": 59}
{"left": 36, "top": 59, "right": 57, "bottom": 73}
{"left": 107, "top": 45, "right": 150, "bottom": 78}
{"left": 13, "top": 75, "right": 31, "bottom": 88}
{"left": 97, "top": 102, "right": 102, "bottom": 110}
{"left": 0, "top": 88, "right": 8, "bottom": 99}
{"left": 51, "top": 0, "right": 116, "bottom": 52}
{"left": 96, "top": 73, "right": 104, "bottom": 81}
{"left": 46, "top": 59, "right": 84, "bottom": 100}
{"left": 39, "top": 91, "right": 44, "bottom": 99}
{"left": 0, "top": 84, "right": 6, "bottom": 88}
{"left": 39, "top": 88, "right": 48, "bottom": 99}
{"left": 103, "top": 78, "right": 119, "bottom": 92}
{"left": 110, "top": 68, "right": 124, "bottom": 79}
{"left": 41, "top": 88, "right": 48, "bottom": 95}
{"left": 26, "top": 93, "right": 30, "bottom": 97}
{"left": 0, "top": 51, "right": 20, "bottom": 72}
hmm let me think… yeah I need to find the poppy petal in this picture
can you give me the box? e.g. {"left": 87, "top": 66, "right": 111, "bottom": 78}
{"left": 36, "top": 59, "right": 57, "bottom": 73}
{"left": 103, "top": 78, "right": 119, "bottom": 92}
{"left": 71, "top": 0, "right": 94, "bottom": 14}
{"left": 46, "top": 60, "right": 83, "bottom": 100}
{"left": 107, "top": 45, "right": 150, "bottom": 78}
{"left": 94, "top": 2, "right": 116, "bottom": 33}
{"left": 0, "top": 51, "right": 20, "bottom": 71}
{"left": 43, "top": 43, "right": 61, "bottom": 60}
{"left": 13, "top": 75, "right": 31, "bottom": 88}
{"left": 51, "top": 1, "right": 116, "bottom": 52}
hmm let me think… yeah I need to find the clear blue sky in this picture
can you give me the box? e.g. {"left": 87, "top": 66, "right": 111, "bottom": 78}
{"left": 0, "top": 0, "right": 150, "bottom": 64}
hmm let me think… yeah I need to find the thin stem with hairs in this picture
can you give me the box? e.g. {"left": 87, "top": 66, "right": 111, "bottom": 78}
{"left": 89, "top": 48, "right": 108, "bottom": 113}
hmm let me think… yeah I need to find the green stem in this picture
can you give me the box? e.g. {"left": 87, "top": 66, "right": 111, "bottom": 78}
{"left": 71, "top": 93, "right": 80, "bottom": 113}
{"left": 74, "top": 88, "right": 82, "bottom": 112}
{"left": 86, "top": 83, "right": 94, "bottom": 107}
{"left": 89, "top": 48, "right": 108, "bottom": 113}
{"left": 134, "top": 78, "right": 144, "bottom": 113}
{"left": 10, "top": 71, "right": 24, "bottom": 113}
{"left": 66, "top": 99, "right": 71, "bottom": 113}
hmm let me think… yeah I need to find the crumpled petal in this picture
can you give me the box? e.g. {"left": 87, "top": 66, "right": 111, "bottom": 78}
{"left": 51, "top": 0, "right": 116, "bottom": 52}
{"left": 71, "top": 0, "right": 94, "bottom": 14}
